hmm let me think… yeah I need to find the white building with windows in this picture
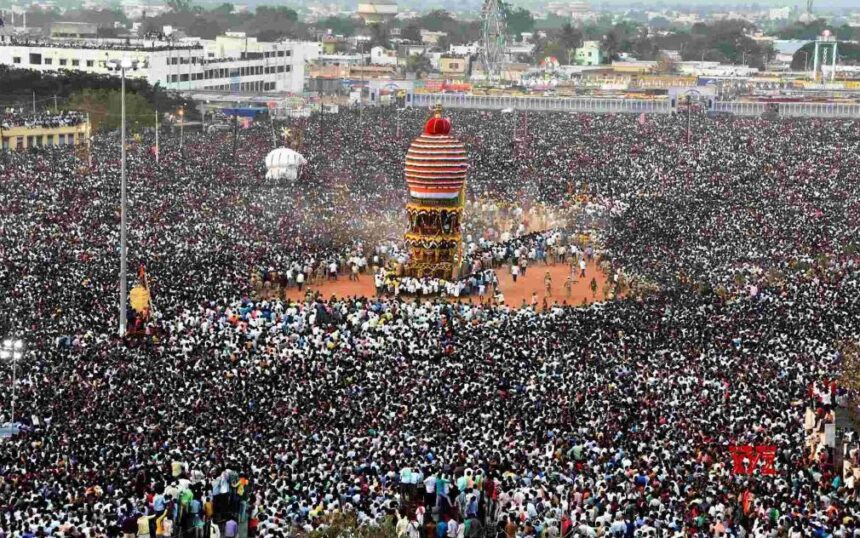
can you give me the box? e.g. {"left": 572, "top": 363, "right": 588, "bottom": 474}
{"left": 0, "top": 33, "right": 313, "bottom": 94}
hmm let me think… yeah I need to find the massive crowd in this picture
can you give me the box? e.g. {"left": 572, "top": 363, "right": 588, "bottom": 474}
{"left": 0, "top": 107, "right": 858, "bottom": 537}
{"left": 1, "top": 111, "right": 86, "bottom": 129}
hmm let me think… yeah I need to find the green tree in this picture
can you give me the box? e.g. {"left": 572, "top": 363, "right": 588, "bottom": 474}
{"left": 411, "top": 10, "right": 481, "bottom": 45}
{"left": 212, "top": 3, "right": 233, "bottom": 17}
{"left": 68, "top": 89, "right": 155, "bottom": 132}
{"left": 416, "top": 9, "right": 456, "bottom": 32}
{"left": 368, "top": 22, "right": 390, "bottom": 48}
{"left": 406, "top": 53, "right": 433, "bottom": 78}
{"left": 791, "top": 41, "right": 860, "bottom": 69}
{"left": 165, "top": 0, "right": 193, "bottom": 13}
{"left": 188, "top": 17, "right": 223, "bottom": 39}
{"left": 559, "top": 22, "right": 583, "bottom": 51}
{"left": 401, "top": 23, "right": 422, "bottom": 43}
{"left": 501, "top": 3, "right": 534, "bottom": 38}
{"left": 254, "top": 5, "right": 297, "bottom": 24}
{"left": 63, "top": 8, "right": 129, "bottom": 29}
{"left": 241, "top": 6, "right": 303, "bottom": 39}
{"left": 776, "top": 19, "right": 829, "bottom": 40}
{"left": 317, "top": 16, "right": 359, "bottom": 37}
{"left": 532, "top": 36, "right": 570, "bottom": 65}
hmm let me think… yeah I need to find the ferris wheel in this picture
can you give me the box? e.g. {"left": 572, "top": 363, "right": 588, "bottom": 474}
{"left": 481, "top": 0, "right": 507, "bottom": 81}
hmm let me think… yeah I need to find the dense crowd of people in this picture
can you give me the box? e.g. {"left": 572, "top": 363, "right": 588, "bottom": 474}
{"left": 1, "top": 110, "right": 86, "bottom": 129}
{"left": 0, "top": 107, "right": 858, "bottom": 537}
{"left": 0, "top": 38, "right": 202, "bottom": 51}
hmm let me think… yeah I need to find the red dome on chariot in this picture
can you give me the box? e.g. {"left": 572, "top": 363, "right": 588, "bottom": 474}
{"left": 405, "top": 106, "right": 467, "bottom": 200}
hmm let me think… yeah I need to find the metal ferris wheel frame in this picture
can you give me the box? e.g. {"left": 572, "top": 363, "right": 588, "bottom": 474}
{"left": 481, "top": 0, "right": 507, "bottom": 81}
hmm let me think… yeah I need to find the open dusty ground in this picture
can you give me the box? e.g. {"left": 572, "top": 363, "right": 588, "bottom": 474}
{"left": 284, "top": 258, "right": 609, "bottom": 308}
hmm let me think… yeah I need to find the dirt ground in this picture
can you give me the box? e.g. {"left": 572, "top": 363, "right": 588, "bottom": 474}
{"left": 284, "top": 258, "right": 609, "bottom": 308}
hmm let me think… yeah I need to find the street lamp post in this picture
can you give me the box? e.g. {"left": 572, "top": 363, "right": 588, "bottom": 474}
{"left": 179, "top": 108, "right": 185, "bottom": 155}
{"left": 683, "top": 89, "right": 702, "bottom": 145}
{"left": 107, "top": 58, "right": 140, "bottom": 337}
{"left": 1, "top": 338, "right": 25, "bottom": 432}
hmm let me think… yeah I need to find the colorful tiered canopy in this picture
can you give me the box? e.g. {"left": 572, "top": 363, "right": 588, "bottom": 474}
{"left": 404, "top": 111, "right": 468, "bottom": 200}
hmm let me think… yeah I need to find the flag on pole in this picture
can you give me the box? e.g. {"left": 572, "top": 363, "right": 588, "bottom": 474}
{"left": 638, "top": 112, "right": 646, "bottom": 125}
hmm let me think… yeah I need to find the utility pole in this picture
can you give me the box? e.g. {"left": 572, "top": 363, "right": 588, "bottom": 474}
{"left": 687, "top": 94, "right": 692, "bottom": 145}
{"left": 32, "top": 91, "right": 35, "bottom": 114}
{"left": 119, "top": 65, "right": 128, "bottom": 337}
{"left": 683, "top": 89, "right": 701, "bottom": 145}
{"left": 155, "top": 109, "right": 159, "bottom": 164}
{"left": 270, "top": 112, "right": 277, "bottom": 150}
{"left": 53, "top": 94, "right": 57, "bottom": 111}
{"left": 179, "top": 108, "right": 184, "bottom": 156}
{"left": 86, "top": 112, "right": 92, "bottom": 169}
{"left": 232, "top": 112, "right": 238, "bottom": 159}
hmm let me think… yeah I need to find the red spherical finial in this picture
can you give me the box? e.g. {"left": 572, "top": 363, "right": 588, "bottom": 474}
{"left": 424, "top": 104, "right": 451, "bottom": 136}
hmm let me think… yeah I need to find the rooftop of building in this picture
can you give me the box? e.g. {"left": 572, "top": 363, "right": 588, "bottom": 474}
{"left": 1, "top": 110, "right": 87, "bottom": 129}
{"left": 0, "top": 36, "right": 203, "bottom": 51}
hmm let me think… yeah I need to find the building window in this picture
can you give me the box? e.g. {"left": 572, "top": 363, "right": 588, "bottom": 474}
{"left": 58, "top": 134, "right": 66, "bottom": 145}
{"left": 180, "top": 74, "right": 189, "bottom": 82}
{"left": 1, "top": 137, "right": 8, "bottom": 150}
{"left": 46, "top": 134, "right": 54, "bottom": 146}
{"left": 29, "top": 53, "right": 41, "bottom": 64}
{"left": 44, "top": 58, "right": 52, "bottom": 65}
{"left": 72, "top": 59, "right": 79, "bottom": 66}
{"left": 86, "top": 60, "right": 94, "bottom": 67}
{"left": 16, "top": 137, "right": 24, "bottom": 150}
{"left": 59, "top": 59, "right": 67, "bottom": 66}
{"left": 68, "top": 134, "right": 74, "bottom": 144}
{"left": 12, "top": 57, "right": 21, "bottom": 64}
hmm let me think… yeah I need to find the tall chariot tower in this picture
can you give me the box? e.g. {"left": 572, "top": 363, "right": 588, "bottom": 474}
{"left": 403, "top": 106, "right": 468, "bottom": 280}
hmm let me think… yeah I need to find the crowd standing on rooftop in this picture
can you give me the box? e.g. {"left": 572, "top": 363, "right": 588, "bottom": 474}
{"left": 0, "top": 107, "right": 859, "bottom": 537}
{"left": 1, "top": 110, "right": 86, "bottom": 129}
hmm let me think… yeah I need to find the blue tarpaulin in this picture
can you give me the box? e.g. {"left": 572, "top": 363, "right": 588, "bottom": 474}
{"left": 221, "top": 107, "right": 267, "bottom": 117}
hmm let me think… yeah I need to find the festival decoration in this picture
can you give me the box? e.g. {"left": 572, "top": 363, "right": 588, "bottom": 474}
{"left": 403, "top": 105, "right": 468, "bottom": 279}
{"left": 129, "top": 286, "right": 150, "bottom": 314}
{"left": 265, "top": 147, "right": 307, "bottom": 181}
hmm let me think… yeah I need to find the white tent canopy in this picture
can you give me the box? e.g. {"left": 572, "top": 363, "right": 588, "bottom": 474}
{"left": 265, "top": 147, "right": 307, "bottom": 181}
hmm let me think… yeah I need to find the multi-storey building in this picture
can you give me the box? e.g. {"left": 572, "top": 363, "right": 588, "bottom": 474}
{"left": 1, "top": 112, "right": 90, "bottom": 151}
{"left": 0, "top": 32, "right": 313, "bottom": 94}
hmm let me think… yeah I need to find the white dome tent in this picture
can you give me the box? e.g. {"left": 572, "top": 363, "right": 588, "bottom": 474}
{"left": 265, "top": 147, "right": 307, "bottom": 181}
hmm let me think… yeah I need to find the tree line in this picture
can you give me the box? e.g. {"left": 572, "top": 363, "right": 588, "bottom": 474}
{"left": 0, "top": 67, "right": 191, "bottom": 132}
{"left": 12, "top": 2, "right": 860, "bottom": 69}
